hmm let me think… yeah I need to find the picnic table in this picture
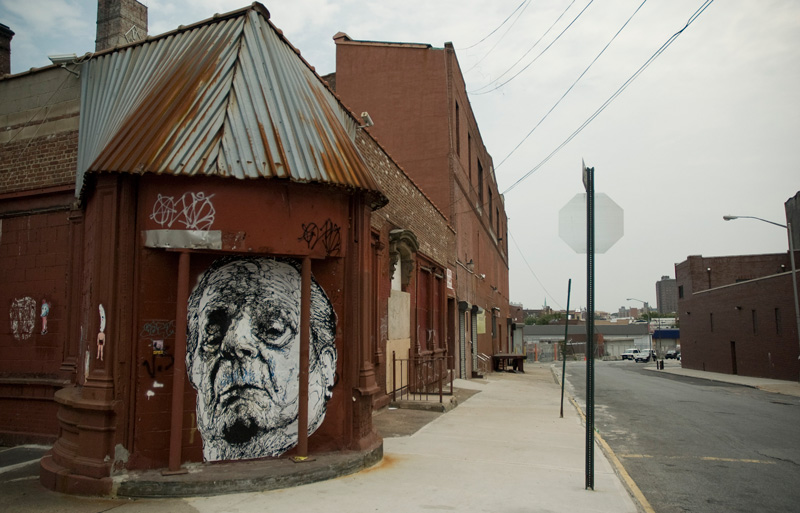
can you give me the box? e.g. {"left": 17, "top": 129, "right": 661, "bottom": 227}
{"left": 492, "top": 353, "right": 525, "bottom": 372}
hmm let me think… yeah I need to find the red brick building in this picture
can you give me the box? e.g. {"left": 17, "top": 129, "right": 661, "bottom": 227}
{"left": 330, "top": 33, "right": 511, "bottom": 379}
{"left": 675, "top": 252, "right": 800, "bottom": 380}
{"left": 0, "top": 2, "right": 455, "bottom": 495}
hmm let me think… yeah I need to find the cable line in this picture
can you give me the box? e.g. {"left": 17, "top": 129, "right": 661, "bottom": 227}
{"left": 509, "top": 229, "right": 563, "bottom": 310}
{"left": 471, "top": 0, "right": 591, "bottom": 95}
{"left": 494, "top": 0, "right": 648, "bottom": 172}
{"left": 459, "top": 0, "right": 531, "bottom": 50}
{"left": 502, "top": 0, "right": 715, "bottom": 195}
{"left": 463, "top": 0, "right": 534, "bottom": 74}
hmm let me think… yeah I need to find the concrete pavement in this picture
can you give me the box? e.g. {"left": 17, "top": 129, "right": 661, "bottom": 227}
{"left": 648, "top": 363, "right": 800, "bottom": 397}
{"left": 2, "top": 364, "right": 639, "bottom": 512}
{"left": 183, "top": 364, "right": 638, "bottom": 513}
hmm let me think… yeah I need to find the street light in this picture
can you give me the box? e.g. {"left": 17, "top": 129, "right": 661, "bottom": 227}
{"left": 626, "top": 297, "right": 652, "bottom": 356}
{"left": 724, "top": 215, "right": 800, "bottom": 381}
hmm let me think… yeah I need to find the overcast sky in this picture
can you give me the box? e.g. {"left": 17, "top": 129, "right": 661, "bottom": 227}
{"left": 3, "top": 0, "right": 799, "bottom": 314}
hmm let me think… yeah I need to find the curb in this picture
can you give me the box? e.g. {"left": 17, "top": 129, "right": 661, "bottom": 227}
{"left": 551, "top": 365, "right": 654, "bottom": 513}
{"left": 113, "top": 442, "right": 383, "bottom": 498}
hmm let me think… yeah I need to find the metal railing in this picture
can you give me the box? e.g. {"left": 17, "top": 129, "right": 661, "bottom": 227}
{"left": 476, "top": 353, "right": 491, "bottom": 376}
{"left": 391, "top": 351, "right": 454, "bottom": 403}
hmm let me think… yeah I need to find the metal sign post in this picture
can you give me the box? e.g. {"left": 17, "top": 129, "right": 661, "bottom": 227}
{"left": 584, "top": 162, "right": 595, "bottom": 490}
{"left": 559, "top": 160, "right": 624, "bottom": 491}
{"left": 560, "top": 279, "right": 572, "bottom": 418}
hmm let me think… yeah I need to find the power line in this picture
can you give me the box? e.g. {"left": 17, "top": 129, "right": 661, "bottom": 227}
{"left": 494, "top": 0, "right": 649, "bottom": 172}
{"left": 509, "top": 228, "right": 563, "bottom": 310}
{"left": 502, "top": 0, "right": 715, "bottom": 195}
{"left": 463, "top": 0, "right": 534, "bottom": 74}
{"left": 470, "top": 0, "right": 591, "bottom": 95}
{"left": 459, "top": 0, "right": 531, "bottom": 51}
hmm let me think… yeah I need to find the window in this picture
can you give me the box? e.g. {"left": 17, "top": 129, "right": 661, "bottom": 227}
{"left": 455, "top": 102, "right": 460, "bottom": 157}
{"left": 468, "top": 133, "right": 472, "bottom": 180}
{"left": 775, "top": 308, "right": 782, "bottom": 334}
{"left": 752, "top": 309, "right": 757, "bottom": 334}
{"left": 488, "top": 188, "right": 493, "bottom": 224}
{"left": 678, "top": 285, "right": 684, "bottom": 299}
{"left": 478, "top": 161, "right": 484, "bottom": 207}
{"left": 710, "top": 312, "right": 713, "bottom": 332}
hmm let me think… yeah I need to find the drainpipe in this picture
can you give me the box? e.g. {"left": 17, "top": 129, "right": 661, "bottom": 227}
{"left": 297, "top": 256, "right": 311, "bottom": 457}
{"left": 167, "top": 251, "right": 190, "bottom": 474}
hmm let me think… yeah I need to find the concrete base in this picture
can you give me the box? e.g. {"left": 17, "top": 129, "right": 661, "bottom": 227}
{"left": 113, "top": 441, "right": 383, "bottom": 498}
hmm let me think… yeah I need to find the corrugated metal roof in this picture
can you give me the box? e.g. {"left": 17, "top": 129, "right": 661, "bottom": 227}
{"left": 76, "top": 4, "right": 384, "bottom": 204}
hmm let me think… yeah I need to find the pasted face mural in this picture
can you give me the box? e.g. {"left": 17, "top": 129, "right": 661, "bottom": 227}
{"left": 186, "top": 257, "right": 337, "bottom": 462}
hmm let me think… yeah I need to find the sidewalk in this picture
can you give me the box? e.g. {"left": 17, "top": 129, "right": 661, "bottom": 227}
{"left": 1, "top": 364, "right": 639, "bottom": 512}
{"left": 648, "top": 364, "right": 800, "bottom": 397}
{"left": 182, "top": 363, "right": 637, "bottom": 513}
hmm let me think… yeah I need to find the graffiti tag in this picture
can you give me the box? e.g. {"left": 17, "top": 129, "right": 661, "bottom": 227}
{"left": 139, "top": 320, "right": 175, "bottom": 340}
{"left": 9, "top": 297, "right": 36, "bottom": 341}
{"left": 150, "top": 192, "right": 216, "bottom": 230}
{"left": 299, "top": 219, "right": 341, "bottom": 255}
{"left": 142, "top": 353, "right": 175, "bottom": 379}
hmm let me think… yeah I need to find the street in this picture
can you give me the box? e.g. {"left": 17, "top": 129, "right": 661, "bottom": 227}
{"left": 565, "top": 359, "right": 800, "bottom": 513}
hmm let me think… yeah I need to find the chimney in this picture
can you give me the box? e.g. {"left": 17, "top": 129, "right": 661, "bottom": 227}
{"left": 96, "top": 0, "right": 148, "bottom": 52}
{"left": 0, "top": 23, "right": 14, "bottom": 75}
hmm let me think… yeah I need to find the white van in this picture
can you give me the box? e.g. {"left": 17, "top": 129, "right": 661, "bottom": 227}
{"left": 621, "top": 348, "right": 640, "bottom": 361}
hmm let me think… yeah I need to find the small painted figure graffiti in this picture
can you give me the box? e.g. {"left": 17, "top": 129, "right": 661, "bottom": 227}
{"left": 40, "top": 299, "right": 50, "bottom": 335}
{"left": 10, "top": 297, "right": 36, "bottom": 341}
{"left": 186, "top": 257, "right": 337, "bottom": 462}
{"left": 97, "top": 304, "right": 106, "bottom": 361}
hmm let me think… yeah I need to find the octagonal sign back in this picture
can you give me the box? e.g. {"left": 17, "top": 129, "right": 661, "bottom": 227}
{"left": 558, "top": 193, "right": 624, "bottom": 254}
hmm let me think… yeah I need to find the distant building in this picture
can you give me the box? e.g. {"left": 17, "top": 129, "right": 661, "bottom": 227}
{"left": 676, "top": 245, "right": 799, "bottom": 380}
{"left": 522, "top": 323, "right": 652, "bottom": 361}
{"left": 656, "top": 275, "right": 678, "bottom": 314}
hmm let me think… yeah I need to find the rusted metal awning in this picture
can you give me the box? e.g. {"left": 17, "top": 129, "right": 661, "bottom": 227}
{"left": 76, "top": 3, "right": 385, "bottom": 205}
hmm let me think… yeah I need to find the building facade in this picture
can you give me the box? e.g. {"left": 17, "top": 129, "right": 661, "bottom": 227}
{"left": 675, "top": 252, "right": 799, "bottom": 380}
{"left": 655, "top": 275, "right": 678, "bottom": 314}
{"left": 0, "top": 1, "right": 459, "bottom": 495}
{"left": 330, "top": 33, "right": 511, "bottom": 379}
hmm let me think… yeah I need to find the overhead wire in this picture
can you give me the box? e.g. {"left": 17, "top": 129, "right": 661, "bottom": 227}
{"left": 509, "top": 228, "right": 564, "bottom": 310}
{"left": 502, "top": 0, "right": 715, "bottom": 195}
{"left": 463, "top": 0, "right": 534, "bottom": 74}
{"left": 458, "top": 0, "right": 531, "bottom": 51}
{"left": 494, "top": 0, "right": 649, "bottom": 172}
{"left": 470, "top": 0, "right": 588, "bottom": 95}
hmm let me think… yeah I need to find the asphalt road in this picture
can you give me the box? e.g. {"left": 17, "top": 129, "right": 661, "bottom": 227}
{"left": 565, "top": 360, "right": 800, "bottom": 513}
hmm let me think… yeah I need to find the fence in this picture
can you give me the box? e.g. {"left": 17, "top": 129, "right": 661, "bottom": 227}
{"left": 391, "top": 352, "right": 455, "bottom": 403}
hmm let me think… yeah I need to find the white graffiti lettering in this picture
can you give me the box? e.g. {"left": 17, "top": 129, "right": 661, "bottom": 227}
{"left": 150, "top": 192, "right": 216, "bottom": 231}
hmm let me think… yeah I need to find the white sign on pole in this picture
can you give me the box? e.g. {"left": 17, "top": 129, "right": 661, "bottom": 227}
{"left": 558, "top": 193, "right": 624, "bottom": 254}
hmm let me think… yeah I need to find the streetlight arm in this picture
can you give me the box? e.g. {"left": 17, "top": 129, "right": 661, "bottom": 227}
{"left": 723, "top": 215, "right": 787, "bottom": 229}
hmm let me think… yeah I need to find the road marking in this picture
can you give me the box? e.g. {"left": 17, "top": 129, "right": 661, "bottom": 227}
{"left": 0, "top": 458, "right": 41, "bottom": 475}
{"left": 619, "top": 454, "right": 775, "bottom": 465}
{"left": 567, "top": 396, "right": 656, "bottom": 513}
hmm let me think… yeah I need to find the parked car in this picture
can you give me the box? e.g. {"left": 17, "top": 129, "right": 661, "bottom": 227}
{"left": 635, "top": 350, "right": 657, "bottom": 363}
{"left": 665, "top": 350, "right": 679, "bottom": 359}
{"left": 621, "top": 348, "right": 641, "bottom": 361}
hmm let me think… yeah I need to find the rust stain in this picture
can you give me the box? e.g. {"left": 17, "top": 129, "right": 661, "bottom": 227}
{"left": 356, "top": 453, "right": 405, "bottom": 475}
{"left": 91, "top": 18, "right": 243, "bottom": 175}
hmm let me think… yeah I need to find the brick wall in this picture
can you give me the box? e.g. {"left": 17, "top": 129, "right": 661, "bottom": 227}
{"left": 0, "top": 130, "right": 79, "bottom": 194}
{"left": 677, "top": 253, "right": 800, "bottom": 380}
{"left": 1, "top": 67, "right": 81, "bottom": 195}
{"left": 358, "top": 130, "right": 452, "bottom": 268}
{"left": 0, "top": 210, "right": 72, "bottom": 443}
